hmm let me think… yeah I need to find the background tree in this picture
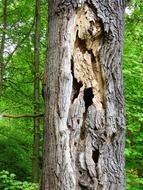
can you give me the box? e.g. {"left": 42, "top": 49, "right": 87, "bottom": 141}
{"left": 32, "top": 0, "right": 41, "bottom": 182}
{"left": 42, "top": 0, "right": 126, "bottom": 189}
{"left": 0, "top": 0, "right": 7, "bottom": 95}
{"left": 0, "top": 0, "right": 47, "bottom": 182}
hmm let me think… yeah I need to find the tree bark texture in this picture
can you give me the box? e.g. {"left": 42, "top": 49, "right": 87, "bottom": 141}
{"left": 42, "top": 0, "right": 126, "bottom": 189}
{"left": 32, "top": 0, "right": 41, "bottom": 183}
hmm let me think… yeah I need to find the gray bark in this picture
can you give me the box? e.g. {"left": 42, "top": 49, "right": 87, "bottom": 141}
{"left": 42, "top": 0, "right": 126, "bottom": 189}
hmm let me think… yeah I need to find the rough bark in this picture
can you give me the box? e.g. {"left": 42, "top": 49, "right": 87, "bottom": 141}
{"left": 32, "top": 0, "right": 41, "bottom": 183}
{"left": 42, "top": 0, "right": 126, "bottom": 189}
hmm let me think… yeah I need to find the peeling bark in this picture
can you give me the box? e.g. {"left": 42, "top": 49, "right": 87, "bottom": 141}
{"left": 42, "top": 1, "right": 126, "bottom": 189}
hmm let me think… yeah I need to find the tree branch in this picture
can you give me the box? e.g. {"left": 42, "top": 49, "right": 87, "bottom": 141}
{"left": 0, "top": 113, "right": 44, "bottom": 119}
{"left": 5, "top": 21, "right": 34, "bottom": 66}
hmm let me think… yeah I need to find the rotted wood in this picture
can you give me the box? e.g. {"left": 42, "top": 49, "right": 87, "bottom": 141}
{"left": 42, "top": 0, "right": 126, "bottom": 190}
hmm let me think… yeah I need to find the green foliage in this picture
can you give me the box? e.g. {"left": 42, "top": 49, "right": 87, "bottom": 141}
{"left": 0, "top": 0, "right": 47, "bottom": 182}
{"left": 126, "top": 170, "right": 143, "bottom": 190}
{"left": 0, "top": 170, "right": 38, "bottom": 190}
{"left": 123, "top": 1, "right": 143, "bottom": 189}
{"left": 0, "top": 122, "right": 33, "bottom": 180}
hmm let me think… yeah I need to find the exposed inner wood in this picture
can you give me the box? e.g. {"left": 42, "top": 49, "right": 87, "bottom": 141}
{"left": 68, "top": 4, "right": 105, "bottom": 188}
{"left": 72, "top": 5, "right": 104, "bottom": 111}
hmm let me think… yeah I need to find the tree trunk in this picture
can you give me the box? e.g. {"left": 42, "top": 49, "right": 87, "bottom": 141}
{"left": 32, "top": 0, "right": 41, "bottom": 183}
{"left": 42, "top": 0, "right": 126, "bottom": 189}
{"left": 0, "top": 0, "right": 7, "bottom": 96}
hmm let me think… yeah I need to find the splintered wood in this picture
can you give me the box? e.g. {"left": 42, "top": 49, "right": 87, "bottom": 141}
{"left": 72, "top": 5, "right": 104, "bottom": 111}
{"left": 66, "top": 5, "right": 106, "bottom": 189}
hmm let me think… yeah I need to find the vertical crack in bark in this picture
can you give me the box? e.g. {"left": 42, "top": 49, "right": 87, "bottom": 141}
{"left": 75, "top": 31, "right": 87, "bottom": 53}
{"left": 80, "top": 112, "right": 86, "bottom": 141}
{"left": 92, "top": 148, "right": 99, "bottom": 164}
{"left": 71, "top": 58, "right": 83, "bottom": 103}
{"left": 83, "top": 87, "right": 94, "bottom": 111}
